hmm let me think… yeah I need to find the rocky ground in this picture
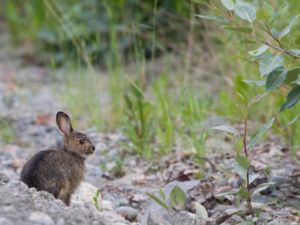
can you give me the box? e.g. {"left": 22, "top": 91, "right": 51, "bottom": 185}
{"left": 1, "top": 41, "right": 300, "bottom": 225}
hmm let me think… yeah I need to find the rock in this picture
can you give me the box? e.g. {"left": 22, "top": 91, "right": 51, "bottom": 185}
{"left": 0, "top": 171, "right": 137, "bottom": 225}
{"left": 220, "top": 215, "right": 243, "bottom": 225}
{"left": 72, "top": 182, "right": 100, "bottom": 209}
{"left": 147, "top": 211, "right": 171, "bottom": 225}
{"left": 0, "top": 172, "right": 10, "bottom": 184}
{"left": 146, "top": 210, "right": 207, "bottom": 225}
{"left": 116, "top": 206, "right": 138, "bottom": 221}
{"left": 98, "top": 211, "right": 132, "bottom": 225}
{"left": 0, "top": 217, "right": 13, "bottom": 225}
{"left": 102, "top": 200, "right": 113, "bottom": 211}
{"left": 6, "top": 180, "right": 28, "bottom": 191}
{"left": 168, "top": 211, "right": 207, "bottom": 225}
{"left": 29, "top": 212, "right": 54, "bottom": 225}
{"left": 266, "top": 219, "right": 298, "bottom": 225}
{"left": 117, "top": 197, "right": 130, "bottom": 206}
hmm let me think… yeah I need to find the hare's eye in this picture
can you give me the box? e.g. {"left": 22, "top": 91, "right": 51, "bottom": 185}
{"left": 79, "top": 139, "right": 85, "bottom": 144}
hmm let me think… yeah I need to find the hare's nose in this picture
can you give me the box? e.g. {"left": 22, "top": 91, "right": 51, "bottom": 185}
{"left": 92, "top": 145, "right": 95, "bottom": 152}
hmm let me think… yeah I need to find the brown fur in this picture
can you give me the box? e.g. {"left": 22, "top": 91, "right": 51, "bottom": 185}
{"left": 20, "top": 111, "right": 95, "bottom": 206}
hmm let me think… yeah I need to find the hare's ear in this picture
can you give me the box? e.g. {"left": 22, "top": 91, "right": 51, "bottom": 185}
{"left": 56, "top": 111, "right": 73, "bottom": 135}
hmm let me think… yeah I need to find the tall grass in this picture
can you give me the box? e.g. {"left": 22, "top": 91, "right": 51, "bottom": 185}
{"left": 8, "top": 0, "right": 300, "bottom": 160}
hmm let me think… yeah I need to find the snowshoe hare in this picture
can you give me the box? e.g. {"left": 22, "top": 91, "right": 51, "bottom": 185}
{"left": 21, "top": 111, "right": 95, "bottom": 206}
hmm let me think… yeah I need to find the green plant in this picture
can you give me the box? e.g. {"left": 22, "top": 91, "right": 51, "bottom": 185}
{"left": 152, "top": 75, "right": 175, "bottom": 154}
{"left": 194, "top": 0, "right": 300, "bottom": 150}
{"left": 212, "top": 92, "right": 275, "bottom": 216}
{"left": 124, "top": 82, "right": 154, "bottom": 158}
{"left": 3, "top": 0, "right": 192, "bottom": 64}
{"left": 146, "top": 185, "right": 187, "bottom": 211}
{"left": 147, "top": 185, "right": 209, "bottom": 219}
{"left": 93, "top": 188, "right": 101, "bottom": 211}
{"left": 109, "top": 159, "right": 126, "bottom": 178}
{"left": 198, "top": 0, "right": 300, "bottom": 117}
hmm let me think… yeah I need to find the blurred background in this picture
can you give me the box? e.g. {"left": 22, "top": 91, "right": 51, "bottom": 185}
{"left": 1, "top": 0, "right": 300, "bottom": 159}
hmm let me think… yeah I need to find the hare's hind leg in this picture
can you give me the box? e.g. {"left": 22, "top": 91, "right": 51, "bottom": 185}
{"left": 58, "top": 182, "right": 72, "bottom": 206}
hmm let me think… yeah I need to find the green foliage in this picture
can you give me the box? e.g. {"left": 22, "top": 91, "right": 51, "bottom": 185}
{"left": 93, "top": 189, "right": 101, "bottom": 211}
{"left": 109, "top": 159, "right": 126, "bottom": 178}
{"left": 3, "top": 0, "right": 192, "bottom": 63}
{"left": 193, "top": 202, "right": 208, "bottom": 219}
{"left": 197, "top": 0, "right": 300, "bottom": 113}
{"left": 146, "top": 185, "right": 186, "bottom": 211}
{"left": 124, "top": 82, "right": 154, "bottom": 158}
{"left": 146, "top": 192, "right": 169, "bottom": 210}
{"left": 169, "top": 185, "right": 186, "bottom": 209}
{"left": 198, "top": 0, "right": 300, "bottom": 149}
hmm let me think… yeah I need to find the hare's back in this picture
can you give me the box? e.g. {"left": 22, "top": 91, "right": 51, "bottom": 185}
{"left": 21, "top": 150, "right": 80, "bottom": 189}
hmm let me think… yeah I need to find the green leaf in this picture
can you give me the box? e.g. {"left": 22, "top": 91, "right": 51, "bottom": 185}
{"left": 248, "top": 93, "right": 268, "bottom": 106}
{"left": 159, "top": 188, "right": 166, "bottom": 201}
{"left": 280, "top": 85, "right": 300, "bottom": 112}
{"left": 146, "top": 192, "right": 169, "bottom": 210}
{"left": 270, "top": 28, "right": 281, "bottom": 39}
{"left": 266, "top": 66, "right": 287, "bottom": 91}
{"left": 248, "top": 117, "right": 275, "bottom": 150}
{"left": 237, "top": 186, "right": 251, "bottom": 199}
{"left": 196, "top": 15, "right": 229, "bottom": 24}
{"left": 236, "top": 155, "right": 250, "bottom": 170}
{"left": 223, "top": 26, "right": 252, "bottom": 33}
{"left": 169, "top": 185, "right": 186, "bottom": 209}
{"left": 210, "top": 125, "right": 240, "bottom": 136}
{"left": 193, "top": 202, "right": 208, "bottom": 219}
{"left": 234, "top": 0, "right": 256, "bottom": 22}
{"left": 243, "top": 79, "right": 265, "bottom": 86}
{"left": 248, "top": 45, "right": 269, "bottom": 57}
{"left": 278, "top": 15, "right": 299, "bottom": 39}
{"left": 92, "top": 189, "right": 101, "bottom": 210}
{"left": 259, "top": 54, "right": 284, "bottom": 76}
{"left": 285, "top": 68, "right": 300, "bottom": 84}
{"left": 221, "top": 0, "right": 235, "bottom": 11}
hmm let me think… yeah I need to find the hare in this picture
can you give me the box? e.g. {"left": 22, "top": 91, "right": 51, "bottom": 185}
{"left": 20, "top": 111, "right": 95, "bottom": 206}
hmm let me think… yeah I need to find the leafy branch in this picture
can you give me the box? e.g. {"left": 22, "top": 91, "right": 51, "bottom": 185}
{"left": 197, "top": 0, "right": 300, "bottom": 112}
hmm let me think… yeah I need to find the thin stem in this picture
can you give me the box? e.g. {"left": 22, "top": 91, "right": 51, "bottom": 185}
{"left": 243, "top": 119, "right": 248, "bottom": 157}
{"left": 262, "top": 41, "right": 300, "bottom": 60}
{"left": 263, "top": 26, "right": 300, "bottom": 60}
{"left": 243, "top": 118, "right": 254, "bottom": 216}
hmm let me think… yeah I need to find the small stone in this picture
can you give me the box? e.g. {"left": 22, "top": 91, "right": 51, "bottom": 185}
{"left": 117, "top": 197, "right": 129, "bottom": 206}
{"left": 101, "top": 200, "right": 113, "bottom": 211}
{"left": 146, "top": 175, "right": 158, "bottom": 182}
{"left": 72, "top": 182, "right": 100, "bottom": 208}
{"left": 29, "top": 211, "right": 54, "bottom": 225}
{"left": 116, "top": 206, "right": 138, "bottom": 222}
{"left": 0, "top": 172, "right": 10, "bottom": 183}
{"left": 147, "top": 211, "right": 171, "bottom": 225}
